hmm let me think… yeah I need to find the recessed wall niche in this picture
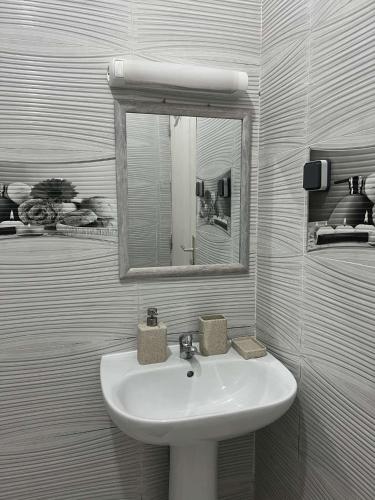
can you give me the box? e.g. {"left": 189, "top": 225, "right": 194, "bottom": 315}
{"left": 307, "top": 147, "right": 375, "bottom": 251}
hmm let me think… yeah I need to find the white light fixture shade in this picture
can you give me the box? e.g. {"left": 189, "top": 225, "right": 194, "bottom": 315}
{"left": 107, "top": 59, "right": 248, "bottom": 94}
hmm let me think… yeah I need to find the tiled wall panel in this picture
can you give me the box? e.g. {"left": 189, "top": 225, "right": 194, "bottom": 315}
{"left": 0, "top": 1, "right": 261, "bottom": 499}
{"left": 256, "top": 1, "right": 375, "bottom": 499}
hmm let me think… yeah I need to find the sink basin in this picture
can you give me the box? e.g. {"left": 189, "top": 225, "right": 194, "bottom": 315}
{"left": 101, "top": 344, "right": 297, "bottom": 500}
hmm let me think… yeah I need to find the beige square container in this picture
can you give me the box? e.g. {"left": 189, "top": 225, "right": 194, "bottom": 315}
{"left": 199, "top": 314, "right": 229, "bottom": 356}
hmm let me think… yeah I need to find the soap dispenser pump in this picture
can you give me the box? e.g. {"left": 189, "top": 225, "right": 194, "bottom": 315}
{"left": 137, "top": 307, "right": 168, "bottom": 365}
{"left": 328, "top": 176, "right": 373, "bottom": 227}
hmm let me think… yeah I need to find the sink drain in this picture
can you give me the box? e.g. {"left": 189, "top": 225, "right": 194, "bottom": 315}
{"left": 187, "top": 370, "right": 194, "bottom": 378}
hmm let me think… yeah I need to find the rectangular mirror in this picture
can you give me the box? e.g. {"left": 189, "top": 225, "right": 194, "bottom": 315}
{"left": 115, "top": 101, "right": 250, "bottom": 280}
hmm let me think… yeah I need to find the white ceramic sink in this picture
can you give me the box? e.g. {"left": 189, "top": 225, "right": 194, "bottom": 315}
{"left": 101, "top": 344, "right": 297, "bottom": 500}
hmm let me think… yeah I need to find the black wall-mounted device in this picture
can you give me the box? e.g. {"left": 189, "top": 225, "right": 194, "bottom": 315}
{"left": 303, "top": 160, "right": 331, "bottom": 191}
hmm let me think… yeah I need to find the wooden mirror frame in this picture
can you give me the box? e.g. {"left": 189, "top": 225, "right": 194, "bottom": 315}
{"left": 114, "top": 99, "right": 251, "bottom": 280}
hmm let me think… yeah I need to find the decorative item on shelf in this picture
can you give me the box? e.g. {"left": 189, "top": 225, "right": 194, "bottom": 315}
{"left": 0, "top": 184, "right": 20, "bottom": 223}
{"left": 16, "top": 223, "right": 44, "bottom": 237}
{"left": 365, "top": 173, "right": 375, "bottom": 223}
{"left": 368, "top": 231, "right": 375, "bottom": 247}
{"left": 95, "top": 217, "right": 116, "bottom": 228}
{"left": 335, "top": 218, "right": 354, "bottom": 233}
{"left": 81, "top": 196, "right": 115, "bottom": 227}
{"left": 314, "top": 223, "right": 335, "bottom": 245}
{"left": 0, "top": 210, "right": 23, "bottom": 229}
{"left": 53, "top": 202, "right": 77, "bottom": 215}
{"left": 31, "top": 178, "right": 78, "bottom": 202}
{"left": 18, "top": 198, "right": 58, "bottom": 226}
{"left": 0, "top": 210, "right": 24, "bottom": 236}
{"left": 55, "top": 223, "right": 117, "bottom": 242}
{"left": 59, "top": 209, "right": 98, "bottom": 227}
{"left": 355, "top": 210, "right": 375, "bottom": 233}
{"left": 2, "top": 182, "right": 32, "bottom": 205}
{"left": 328, "top": 176, "right": 373, "bottom": 227}
{"left": 30, "top": 178, "right": 79, "bottom": 222}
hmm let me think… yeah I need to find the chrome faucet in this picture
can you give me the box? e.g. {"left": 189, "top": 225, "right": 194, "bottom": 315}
{"left": 179, "top": 333, "right": 197, "bottom": 360}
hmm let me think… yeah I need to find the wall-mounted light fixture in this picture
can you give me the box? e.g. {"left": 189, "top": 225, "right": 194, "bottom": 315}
{"left": 107, "top": 59, "right": 248, "bottom": 94}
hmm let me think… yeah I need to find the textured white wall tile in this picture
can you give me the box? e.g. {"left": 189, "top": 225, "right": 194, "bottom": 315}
{"left": 218, "top": 434, "right": 255, "bottom": 500}
{"left": 257, "top": 255, "right": 303, "bottom": 353}
{"left": 0, "top": 427, "right": 142, "bottom": 500}
{"left": 255, "top": 403, "right": 301, "bottom": 499}
{"left": 259, "top": 40, "right": 308, "bottom": 155}
{"left": 137, "top": 273, "right": 255, "bottom": 334}
{"left": 258, "top": 148, "right": 307, "bottom": 256}
{"left": 302, "top": 254, "right": 375, "bottom": 384}
{"left": 308, "top": 0, "right": 375, "bottom": 143}
{"left": 299, "top": 357, "right": 375, "bottom": 500}
{"left": 255, "top": 348, "right": 300, "bottom": 500}
{"left": 261, "top": 0, "right": 309, "bottom": 61}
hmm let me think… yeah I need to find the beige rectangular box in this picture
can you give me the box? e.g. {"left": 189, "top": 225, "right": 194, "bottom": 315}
{"left": 231, "top": 336, "right": 266, "bottom": 359}
{"left": 199, "top": 314, "right": 229, "bottom": 356}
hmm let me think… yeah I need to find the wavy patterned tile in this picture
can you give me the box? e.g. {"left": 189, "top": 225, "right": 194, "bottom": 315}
{"left": 300, "top": 358, "right": 375, "bottom": 500}
{"left": 0, "top": 427, "right": 141, "bottom": 500}
{"left": 0, "top": 0, "right": 130, "bottom": 156}
{"left": 302, "top": 254, "right": 375, "bottom": 382}
{"left": 258, "top": 148, "right": 306, "bottom": 256}
{"left": 299, "top": 255, "right": 375, "bottom": 499}
{"left": 132, "top": 0, "right": 261, "bottom": 64}
{"left": 0, "top": 0, "right": 132, "bottom": 49}
{"left": 257, "top": 255, "right": 303, "bottom": 353}
{"left": 137, "top": 272, "right": 255, "bottom": 334}
{"left": 308, "top": 0, "right": 375, "bottom": 143}
{"left": 261, "top": 0, "right": 309, "bottom": 61}
{"left": 0, "top": 52, "right": 115, "bottom": 150}
{"left": 255, "top": 422, "right": 301, "bottom": 500}
{"left": 259, "top": 40, "right": 308, "bottom": 155}
{"left": 139, "top": 443, "right": 169, "bottom": 500}
{"left": 255, "top": 347, "right": 301, "bottom": 499}
{"left": 218, "top": 434, "right": 255, "bottom": 500}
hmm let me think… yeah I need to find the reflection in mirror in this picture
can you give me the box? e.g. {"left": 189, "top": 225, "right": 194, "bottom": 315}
{"left": 126, "top": 114, "right": 242, "bottom": 268}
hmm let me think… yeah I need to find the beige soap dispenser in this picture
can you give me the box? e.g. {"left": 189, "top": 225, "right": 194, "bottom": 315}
{"left": 137, "top": 307, "right": 168, "bottom": 365}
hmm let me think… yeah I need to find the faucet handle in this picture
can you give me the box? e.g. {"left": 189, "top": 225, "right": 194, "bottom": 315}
{"left": 147, "top": 307, "right": 158, "bottom": 326}
{"left": 179, "top": 333, "right": 193, "bottom": 347}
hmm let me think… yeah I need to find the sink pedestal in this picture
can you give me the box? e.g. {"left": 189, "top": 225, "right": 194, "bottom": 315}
{"left": 169, "top": 441, "right": 217, "bottom": 500}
